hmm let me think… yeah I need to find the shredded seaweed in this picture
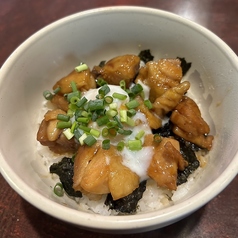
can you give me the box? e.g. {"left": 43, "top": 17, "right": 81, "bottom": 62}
{"left": 50, "top": 157, "right": 82, "bottom": 197}
{"left": 138, "top": 49, "right": 154, "bottom": 63}
{"left": 177, "top": 57, "right": 192, "bottom": 76}
{"left": 105, "top": 180, "right": 147, "bottom": 214}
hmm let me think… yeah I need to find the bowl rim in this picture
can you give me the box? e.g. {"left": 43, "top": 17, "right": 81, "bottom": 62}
{"left": 1, "top": 5, "right": 238, "bottom": 232}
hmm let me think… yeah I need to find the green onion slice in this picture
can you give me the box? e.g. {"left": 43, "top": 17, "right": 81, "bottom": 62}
{"left": 57, "top": 121, "right": 72, "bottom": 129}
{"left": 53, "top": 183, "right": 64, "bottom": 197}
{"left": 112, "top": 92, "right": 127, "bottom": 100}
{"left": 128, "top": 139, "right": 142, "bottom": 151}
{"left": 75, "top": 63, "right": 88, "bottom": 72}
{"left": 83, "top": 134, "right": 97, "bottom": 146}
{"left": 102, "top": 139, "right": 110, "bottom": 150}
{"left": 57, "top": 114, "right": 70, "bottom": 122}
{"left": 126, "top": 99, "right": 140, "bottom": 109}
{"left": 43, "top": 90, "right": 53, "bottom": 100}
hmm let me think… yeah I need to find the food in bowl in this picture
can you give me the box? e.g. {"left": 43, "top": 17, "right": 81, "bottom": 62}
{"left": 36, "top": 50, "right": 214, "bottom": 215}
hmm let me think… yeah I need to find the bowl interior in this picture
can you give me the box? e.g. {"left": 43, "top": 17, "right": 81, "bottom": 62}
{"left": 0, "top": 6, "right": 238, "bottom": 232}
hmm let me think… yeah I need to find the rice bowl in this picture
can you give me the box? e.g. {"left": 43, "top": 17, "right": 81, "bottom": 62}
{"left": 0, "top": 6, "right": 238, "bottom": 233}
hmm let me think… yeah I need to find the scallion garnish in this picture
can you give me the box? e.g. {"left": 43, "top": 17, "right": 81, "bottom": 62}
{"left": 135, "top": 130, "right": 145, "bottom": 140}
{"left": 57, "top": 114, "right": 70, "bottom": 122}
{"left": 90, "top": 128, "right": 100, "bottom": 138}
{"left": 75, "top": 63, "right": 88, "bottom": 72}
{"left": 120, "top": 110, "right": 127, "bottom": 123}
{"left": 104, "top": 96, "right": 113, "bottom": 104}
{"left": 131, "top": 84, "right": 143, "bottom": 94}
{"left": 96, "top": 78, "right": 107, "bottom": 86}
{"left": 127, "top": 109, "right": 136, "bottom": 117}
{"left": 53, "top": 87, "right": 61, "bottom": 94}
{"left": 53, "top": 183, "right": 64, "bottom": 197}
{"left": 63, "top": 128, "right": 74, "bottom": 140}
{"left": 125, "top": 99, "right": 140, "bottom": 109}
{"left": 117, "top": 128, "right": 132, "bottom": 135}
{"left": 102, "top": 127, "right": 109, "bottom": 137}
{"left": 112, "top": 92, "right": 127, "bottom": 100}
{"left": 117, "top": 141, "right": 125, "bottom": 151}
{"left": 70, "top": 81, "right": 78, "bottom": 92}
{"left": 83, "top": 134, "right": 97, "bottom": 146}
{"left": 96, "top": 115, "right": 110, "bottom": 126}
{"left": 57, "top": 121, "right": 72, "bottom": 129}
{"left": 128, "top": 139, "right": 142, "bottom": 151}
{"left": 67, "top": 91, "right": 81, "bottom": 102}
{"left": 154, "top": 134, "right": 162, "bottom": 143}
{"left": 43, "top": 90, "right": 53, "bottom": 100}
{"left": 144, "top": 99, "right": 153, "bottom": 109}
{"left": 79, "top": 133, "right": 88, "bottom": 145}
{"left": 77, "top": 117, "right": 90, "bottom": 123}
{"left": 102, "top": 139, "right": 110, "bottom": 150}
{"left": 78, "top": 124, "right": 91, "bottom": 133}
{"left": 88, "top": 99, "right": 105, "bottom": 111}
{"left": 99, "top": 84, "right": 110, "bottom": 97}
{"left": 120, "top": 80, "right": 126, "bottom": 90}
{"left": 76, "top": 96, "right": 88, "bottom": 108}
{"left": 106, "top": 109, "right": 118, "bottom": 117}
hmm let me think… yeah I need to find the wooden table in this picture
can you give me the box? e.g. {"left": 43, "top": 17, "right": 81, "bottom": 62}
{"left": 0, "top": 0, "right": 238, "bottom": 237}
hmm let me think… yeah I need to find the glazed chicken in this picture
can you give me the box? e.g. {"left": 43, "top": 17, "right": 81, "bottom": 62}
{"left": 73, "top": 143, "right": 140, "bottom": 200}
{"left": 135, "top": 58, "right": 183, "bottom": 102}
{"left": 37, "top": 109, "right": 78, "bottom": 154}
{"left": 171, "top": 96, "right": 214, "bottom": 150}
{"left": 92, "top": 54, "right": 140, "bottom": 87}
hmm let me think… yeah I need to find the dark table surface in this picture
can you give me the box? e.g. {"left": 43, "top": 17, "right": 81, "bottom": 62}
{"left": 0, "top": 0, "right": 238, "bottom": 237}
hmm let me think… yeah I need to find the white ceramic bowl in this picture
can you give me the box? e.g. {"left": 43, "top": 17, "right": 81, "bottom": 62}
{"left": 0, "top": 6, "right": 238, "bottom": 234}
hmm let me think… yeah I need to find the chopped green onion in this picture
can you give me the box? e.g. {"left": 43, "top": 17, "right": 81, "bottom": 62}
{"left": 106, "top": 121, "right": 118, "bottom": 128}
{"left": 127, "top": 109, "right": 137, "bottom": 117}
{"left": 88, "top": 99, "right": 105, "bottom": 111}
{"left": 73, "top": 129, "right": 82, "bottom": 141}
{"left": 43, "top": 90, "right": 53, "bottom": 100}
{"left": 97, "top": 78, "right": 107, "bottom": 86}
{"left": 131, "top": 84, "right": 143, "bottom": 94}
{"left": 112, "top": 92, "right": 127, "bottom": 100}
{"left": 53, "top": 183, "right": 64, "bottom": 197}
{"left": 67, "top": 91, "right": 81, "bottom": 102}
{"left": 57, "top": 114, "right": 70, "bottom": 122}
{"left": 144, "top": 99, "right": 153, "bottom": 109}
{"left": 70, "top": 81, "right": 78, "bottom": 92}
{"left": 113, "top": 116, "right": 123, "bottom": 128}
{"left": 109, "top": 102, "right": 117, "bottom": 110}
{"left": 81, "top": 110, "right": 90, "bottom": 118}
{"left": 90, "top": 128, "right": 100, "bottom": 138}
{"left": 77, "top": 117, "right": 90, "bottom": 123}
{"left": 102, "top": 139, "right": 110, "bottom": 150}
{"left": 128, "top": 139, "right": 142, "bottom": 151}
{"left": 120, "top": 80, "right": 126, "bottom": 90}
{"left": 67, "top": 109, "right": 74, "bottom": 118}
{"left": 126, "top": 117, "right": 135, "bottom": 127}
{"left": 154, "top": 134, "right": 162, "bottom": 143}
{"left": 68, "top": 103, "right": 78, "bottom": 111}
{"left": 83, "top": 134, "right": 97, "bottom": 146}
{"left": 126, "top": 99, "right": 140, "bottom": 109}
{"left": 70, "top": 96, "right": 80, "bottom": 105}
{"left": 78, "top": 124, "right": 91, "bottom": 133}
{"left": 120, "top": 110, "right": 127, "bottom": 123}
{"left": 102, "top": 127, "right": 109, "bottom": 137}
{"left": 75, "top": 63, "right": 88, "bottom": 72}
{"left": 106, "top": 109, "right": 118, "bottom": 117}
{"left": 135, "top": 130, "right": 145, "bottom": 140}
{"left": 76, "top": 97, "right": 88, "bottom": 108}
{"left": 104, "top": 96, "right": 113, "bottom": 104}
{"left": 53, "top": 87, "right": 61, "bottom": 94}
{"left": 70, "top": 121, "right": 77, "bottom": 133}
{"left": 96, "top": 115, "right": 110, "bottom": 126}
{"left": 79, "top": 133, "right": 88, "bottom": 145}
{"left": 117, "top": 128, "right": 132, "bottom": 135}
{"left": 57, "top": 121, "right": 72, "bottom": 129}
{"left": 117, "top": 141, "right": 125, "bottom": 151}
{"left": 99, "top": 84, "right": 110, "bottom": 96}
{"left": 63, "top": 128, "right": 74, "bottom": 140}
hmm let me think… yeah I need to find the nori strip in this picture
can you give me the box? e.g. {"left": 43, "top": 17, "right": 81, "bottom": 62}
{"left": 138, "top": 49, "right": 154, "bottom": 63}
{"left": 177, "top": 57, "right": 192, "bottom": 76}
{"left": 50, "top": 157, "right": 82, "bottom": 197}
{"left": 105, "top": 180, "right": 147, "bottom": 214}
